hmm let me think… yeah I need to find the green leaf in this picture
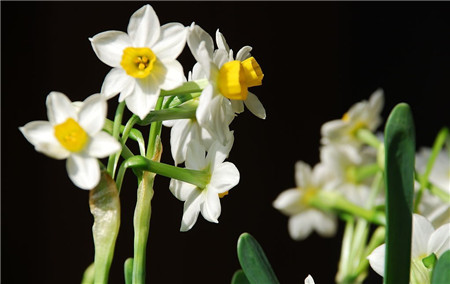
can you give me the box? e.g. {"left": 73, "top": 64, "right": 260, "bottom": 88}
{"left": 383, "top": 103, "right": 415, "bottom": 284}
{"left": 80, "top": 262, "right": 94, "bottom": 284}
{"left": 231, "top": 269, "right": 251, "bottom": 284}
{"left": 124, "top": 258, "right": 133, "bottom": 284}
{"left": 431, "top": 250, "right": 450, "bottom": 284}
{"left": 89, "top": 171, "right": 121, "bottom": 284}
{"left": 237, "top": 233, "right": 279, "bottom": 284}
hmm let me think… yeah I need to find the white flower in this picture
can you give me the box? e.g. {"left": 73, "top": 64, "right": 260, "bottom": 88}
{"left": 320, "top": 144, "right": 379, "bottom": 207}
{"left": 20, "top": 92, "right": 121, "bottom": 190}
{"left": 169, "top": 138, "right": 240, "bottom": 231}
{"left": 367, "top": 214, "right": 450, "bottom": 283}
{"left": 273, "top": 161, "right": 337, "bottom": 241}
{"left": 187, "top": 24, "right": 265, "bottom": 145}
{"left": 90, "top": 4, "right": 187, "bottom": 120}
{"left": 415, "top": 147, "right": 450, "bottom": 228}
{"left": 304, "top": 275, "right": 315, "bottom": 284}
{"left": 321, "top": 89, "right": 384, "bottom": 146}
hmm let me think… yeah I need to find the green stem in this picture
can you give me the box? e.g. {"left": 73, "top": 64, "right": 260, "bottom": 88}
{"left": 310, "top": 191, "right": 386, "bottom": 225}
{"left": 159, "top": 79, "right": 208, "bottom": 97}
{"left": 107, "top": 102, "right": 126, "bottom": 178}
{"left": 414, "top": 127, "right": 449, "bottom": 212}
{"left": 146, "top": 97, "right": 164, "bottom": 158}
{"left": 137, "top": 100, "right": 198, "bottom": 127}
{"left": 356, "top": 128, "right": 382, "bottom": 149}
{"left": 336, "top": 217, "right": 355, "bottom": 283}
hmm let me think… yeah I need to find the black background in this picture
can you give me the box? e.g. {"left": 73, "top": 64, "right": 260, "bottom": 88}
{"left": 2, "top": 2, "right": 450, "bottom": 284}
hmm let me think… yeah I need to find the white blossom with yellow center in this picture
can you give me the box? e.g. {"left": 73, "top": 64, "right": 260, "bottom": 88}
{"left": 321, "top": 89, "right": 384, "bottom": 147}
{"left": 186, "top": 24, "right": 265, "bottom": 145}
{"left": 20, "top": 92, "right": 121, "bottom": 190}
{"left": 169, "top": 138, "right": 239, "bottom": 232}
{"left": 273, "top": 161, "right": 338, "bottom": 241}
{"left": 90, "top": 5, "right": 187, "bottom": 120}
{"left": 368, "top": 214, "right": 450, "bottom": 283}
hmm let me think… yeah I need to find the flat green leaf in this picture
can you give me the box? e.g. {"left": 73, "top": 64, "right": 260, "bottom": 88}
{"left": 124, "top": 258, "right": 133, "bottom": 284}
{"left": 431, "top": 250, "right": 450, "bottom": 284}
{"left": 89, "top": 171, "right": 121, "bottom": 284}
{"left": 383, "top": 103, "right": 415, "bottom": 284}
{"left": 231, "top": 269, "right": 251, "bottom": 284}
{"left": 237, "top": 233, "right": 279, "bottom": 284}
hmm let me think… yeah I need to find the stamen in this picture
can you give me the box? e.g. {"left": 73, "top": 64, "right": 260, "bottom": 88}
{"left": 54, "top": 118, "right": 88, "bottom": 152}
{"left": 121, "top": 47, "right": 157, "bottom": 78}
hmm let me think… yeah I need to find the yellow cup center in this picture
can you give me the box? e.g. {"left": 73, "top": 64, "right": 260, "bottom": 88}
{"left": 121, "top": 47, "right": 156, "bottom": 79}
{"left": 300, "top": 187, "right": 318, "bottom": 206}
{"left": 218, "top": 57, "right": 263, "bottom": 100}
{"left": 54, "top": 118, "right": 89, "bottom": 152}
{"left": 219, "top": 191, "right": 229, "bottom": 198}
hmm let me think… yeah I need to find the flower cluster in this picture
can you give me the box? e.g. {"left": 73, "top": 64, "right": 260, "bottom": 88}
{"left": 273, "top": 90, "right": 450, "bottom": 283}
{"left": 20, "top": 5, "right": 265, "bottom": 234}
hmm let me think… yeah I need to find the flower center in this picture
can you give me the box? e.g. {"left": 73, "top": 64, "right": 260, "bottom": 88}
{"left": 300, "top": 187, "right": 318, "bottom": 206}
{"left": 342, "top": 113, "right": 367, "bottom": 136}
{"left": 218, "top": 57, "right": 263, "bottom": 100}
{"left": 54, "top": 118, "right": 88, "bottom": 152}
{"left": 120, "top": 47, "right": 156, "bottom": 78}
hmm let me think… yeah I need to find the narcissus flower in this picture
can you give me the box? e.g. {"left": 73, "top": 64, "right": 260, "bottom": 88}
{"left": 169, "top": 138, "right": 239, "bottom": 232}
{"left": 304, "top": 275, "right": 315, "bottom": 284}
{"left": 20, "top": 92, "right": 121, "bottom": 190}
{"left": 273, "top": 161, "right": 337, "bottom": 241}
{"left": 367, "top": 214, "right": 450, "bottom": 283}
{"left": 321, "top": 89, "right": 384, "bottom": 146}
{"left": 90, "top": 5, "right": 187, "bottom": 119}
{"left": 187, "top": 24, "right": 264, "bottom": 145}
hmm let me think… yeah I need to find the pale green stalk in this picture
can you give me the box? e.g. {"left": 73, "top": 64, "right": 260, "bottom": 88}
{"left": 107, "top": 101, "right": 126, "bottom": 178}
{"left": 356, "top": 128, "right": 382, "bottom": 149}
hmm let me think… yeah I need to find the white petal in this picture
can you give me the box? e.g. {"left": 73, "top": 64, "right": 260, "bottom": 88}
{"left": 428, "top": 223, "right": 450, "bottom": 257}
{"left": 118, "top": 79, "right": 136, "bottom": 102}
{"left": 244, "top": 92, "right": 266, "bottom": 119}
{"left": 90, "top": 31, "right": 132, "bottom": 68}
{"left": 304, "top": 275, "right": 315, "bottom": 284}
{"left": 273, "top": 188, "right": 303, "bottom": 216}
{"left": 213, "top": 48, "right": 229, "bottom": 68}
{"left": 369, "top": 88, "right": 385, "bottom": 118}
{"left": 412, "top": 214, "right": 435, "bottom": 257}
{"left": 169, "top": 178, "right": 197, "bottom": 201}
{"left": 200, "top": 188, "right": 221, "bottom": 223}
{"left": 181, "top": 188, "right": 203, "bottom": 232}
{"left": 125, "top": 77, "right": 160, "bottom": 120}
{"left": 313, "top": 211, "right": 337, "bottom": 237}
{"left": 78, "top": 94, "right": 107, "bottom": 136}
{"left": 101, "top": 68, "right": 133, "bottom": 99}
{"left": 20, "top": 121, "right": 70, "bottom": 159}
{"left": 209, "top": 162, "right": 240, "bottom": 193}
{"left": 231, "top": 99, "right": 244, "bottom": 114}
{"left": 187, "top": 23, "right": 214, "bottom": 62}
{"left": 288, "top": 211, "right": 315, "bottom": 241}
{"left": 66, "top": 154, "right": 100, "bottom": 190}
{"left": 152, "top": 23, "right": 186, "bottom": 61}
{"left": 206, "top": 137, "right": 234, "bottom": 168}
{"left": 367, "top": 244, "right": 386, "bottom": 277}
{"left": 170, "top": 119, "right": 192, "bottom": 165}
{"left": 236, "top": 46, "right": 252, "bottom": 61}
{"left": 196, "top": 84, "right": 214, "bottom": 125}
{"left": 127, "top": 5, "right": 160, "bottom": 47}
{"left": 86, "top": 132, "right": 121, "bottom": 158}
{"left": 46, "top": 92, "right": 77, "bottom": 125}
{"left": 215, "top": 29, "right": 230, "bottom": 52}
{"left": 185, "top": 141, "right": 206, "bottom": 170}
{"left": 320, "top": 119, "right": 347, "bottom": 144}
{"left": 295, "top": 161, "right": 312, "bottom": 188}
{"left": 158, "top": 60, "right": 185, "bottom": 90}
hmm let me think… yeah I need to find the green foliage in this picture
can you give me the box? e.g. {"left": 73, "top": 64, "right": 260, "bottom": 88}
{"left": 383, "top": 103, "right": 416, "bottom": 284}
{"left": 431, "top": 250, "right": 450, "bottom": 284}
{"left": 236, "top": 233, "right": 279, "bottom": 284}
{"left": 231, "top": 269, "right": 251, "bottom": 284}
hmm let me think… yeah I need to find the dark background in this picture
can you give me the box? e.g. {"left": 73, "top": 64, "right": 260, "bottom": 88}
{"left": 2, "top": 2, "right": 450, "bottom": 284}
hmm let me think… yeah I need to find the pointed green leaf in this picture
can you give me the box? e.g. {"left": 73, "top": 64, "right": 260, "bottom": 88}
{"left": 124, "top": 258, "right": 133, "bottom": 284}
{"left": 237, "top": 233, "right": 279, "bottom": 284}
{"left": 431, "top": 250, "right": 450, "bottom": 284}
{"left": 231, "top": 269, "right": 251, "bottom": 284}
{"left": 383, "top": 103, "right": 415, "bottom": 284}
{"left": 89, "top": 171, "right": 121, "bottom": 284}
